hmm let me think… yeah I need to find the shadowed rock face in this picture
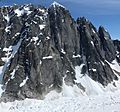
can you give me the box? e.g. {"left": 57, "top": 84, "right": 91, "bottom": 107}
{"left": 0, "top": 3, "right": 119, "bottom": 102}
{"left": 113, "top": 40, "right": 120, "bottom": 64}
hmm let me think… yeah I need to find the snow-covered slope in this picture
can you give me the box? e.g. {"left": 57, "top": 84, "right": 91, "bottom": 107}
{"left": 0, "top": 90, "right": 120, "bottom": 112}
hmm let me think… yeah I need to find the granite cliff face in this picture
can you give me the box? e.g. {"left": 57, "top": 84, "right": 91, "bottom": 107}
{"left": 0, "top": 2, "right": 120, "bottom": 102}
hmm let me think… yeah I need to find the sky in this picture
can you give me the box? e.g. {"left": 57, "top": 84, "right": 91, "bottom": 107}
{"left": 0, "top": 0, "right": 120, "bottom": 39}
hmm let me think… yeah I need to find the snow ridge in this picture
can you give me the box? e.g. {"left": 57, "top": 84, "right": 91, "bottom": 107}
{"left": 51, "top": 1, "right": 65, "bottom": 9}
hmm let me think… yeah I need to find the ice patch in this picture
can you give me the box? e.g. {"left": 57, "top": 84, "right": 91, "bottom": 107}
{"left": 61, "top": 49, "right": 66, "bottom": 54}
{"left": 31, "top": 36, "right": 39, "bottom": 44}
{"left": 42, "top": 56, "right": 53, "bottom": 59}
{"left": 66, "top": 70, "right": 70, "bottom": 73}
{"left": 46, "top": 36, "right": 50, "bottom": 40}
{"left": 91, "top": 41, "right": 94, "bottom": 46}
{"left": 73, "top": 54, "right": 81, "bottom": 58}
{"left": 20, "top": 76, "right": 29, "bottom": 87}
{"left": 32, "top": 20, "right": 37, "bottom": 24}
{"left": 5, "top": 26, "right": 11, "bottom": 32}
{"left": 39, "top": 9, "right": 45, "bottom": 13}
{"left": 39, "top": 25, "right": 45, "bottom": 30}
{"left": 3, "top": 47, "right": 12, "bottom": 52}
{"left": 92, "top": 69, "right": 96, "bottom": 72}
{"left": 39, "top": 60, "right": 42, "bottom": 65}
{"left": 101, "top": 61, "right": 105, "bottom": 66}
{"left": 10, "top": 69, "right": 16, "bottom": 79}
{"left": 14, "top": 9, "right": 24, "bottom": 17}
{"left": 39, "top": 32, "right": 43, "bottom": 35}
{"left": 15, "top": 32, "right": 20, "bottom": 36}
{"left": 15, "top": 7, "right": 32, "bottom": 17}
{"left": 24, "top": 6, "right": 32, "bottom": 15}
{"left": 3, "top": 14, "right": 10, "bottom": 23}
{"left": 62, "top": 19, "right": 64, "bottom": 23}
{"left": 2, "top": 47, "right": 12, "bottom": 62}
{"left": 92, "top": 28, "right": 96, "bottom": 33}
{"left": 89, "top": 68, "right": 97, "bottom": 72}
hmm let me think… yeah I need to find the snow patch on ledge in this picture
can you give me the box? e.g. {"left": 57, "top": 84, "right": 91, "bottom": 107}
{"left": 39, "top": 24, "right": 45, "bottom": 30}
{"left": 42, "top": 56, "right": 53, "bottom": 59}
{"left": 3, "top": 14, "right": 10, "bottom": 23}
{"left": 61, "top": 49, "right": 66, "bottom": 54}
{"left": 10, "top": 69, "right": 16, "bottom": 79}
{"left": 14, "top": 6, "right": 32, "bottom": 17}
{"left": 14, "top": 9, "right": 24, "bottom": 17}
{"left": 92, "top": 28, "right": 96, "bottom": 33}
{"left": 73, "top": 54, "right": 81, "bottom": 58}
{"left": 20, "top": 76, "right": 29, "bottom": 87}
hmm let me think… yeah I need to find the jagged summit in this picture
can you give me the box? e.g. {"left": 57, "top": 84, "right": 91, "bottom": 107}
{"left": 50, "top": 1, "right": 66, "bottom": 9}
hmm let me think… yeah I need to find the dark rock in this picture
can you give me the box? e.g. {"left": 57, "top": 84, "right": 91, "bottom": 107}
{"left": 113, "top": 40, "right": 120, "bottom": 64}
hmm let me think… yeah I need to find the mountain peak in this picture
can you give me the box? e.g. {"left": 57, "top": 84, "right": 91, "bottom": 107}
{"left": 51, "top": 1, "right": 65, "bottom": 9}
{"left": 0, "top": 3, "right": 120, "bottom": 103}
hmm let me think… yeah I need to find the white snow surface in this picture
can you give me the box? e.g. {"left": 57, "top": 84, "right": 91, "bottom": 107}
{"left": 61, "top": 49, "right": 66, "bottom": 54}
{"left": 39, "top": 24, "right": 46, "bottom": 30}
{"left": 19, "top": 76, "right": 29, "bottom": 87}
{"left": 10, "top": 69, "right": 16, "bottom": 79}
{"left": 92, "top": 28, "right": 96, "bottom": 33}
{"left": 14, "top": 6, "right": 32, "bottom": 17}
{"left": 3, "top": 14, "right": 10, "bottom": 23}
{"left": 75, "top": 65, "right": 104, "bottom": 95}
{"left": 91, "top": 41, "right": 94, "bottom": 46}
{"left": 0, "top": 90, "right": 120, "bottom": 112}
{"left": 5, "top": 26, "right": 11, "bottom": 32}
{"left": 73, "top": 54, "right": 81, "bottom": 58}
{"left": 14, "top": 9, "right": 24, "bottom": 17}
{"left": 42, "top": 56, "right": 53, "bottom": 59}
{"left": 51, "top": 1, "right": 65, "bottom": 9}
{"left": 31, "top": 36, "right": 39, "bottom": 44}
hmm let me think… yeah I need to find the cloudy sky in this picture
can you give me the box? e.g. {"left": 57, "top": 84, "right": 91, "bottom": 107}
{"left": 0, "top": 0, "right": 120, "bottom": 39}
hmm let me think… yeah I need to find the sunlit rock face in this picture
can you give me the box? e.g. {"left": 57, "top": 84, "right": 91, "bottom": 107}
{"left": 0, "top": 2, "right": 119, "bottom": 102}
